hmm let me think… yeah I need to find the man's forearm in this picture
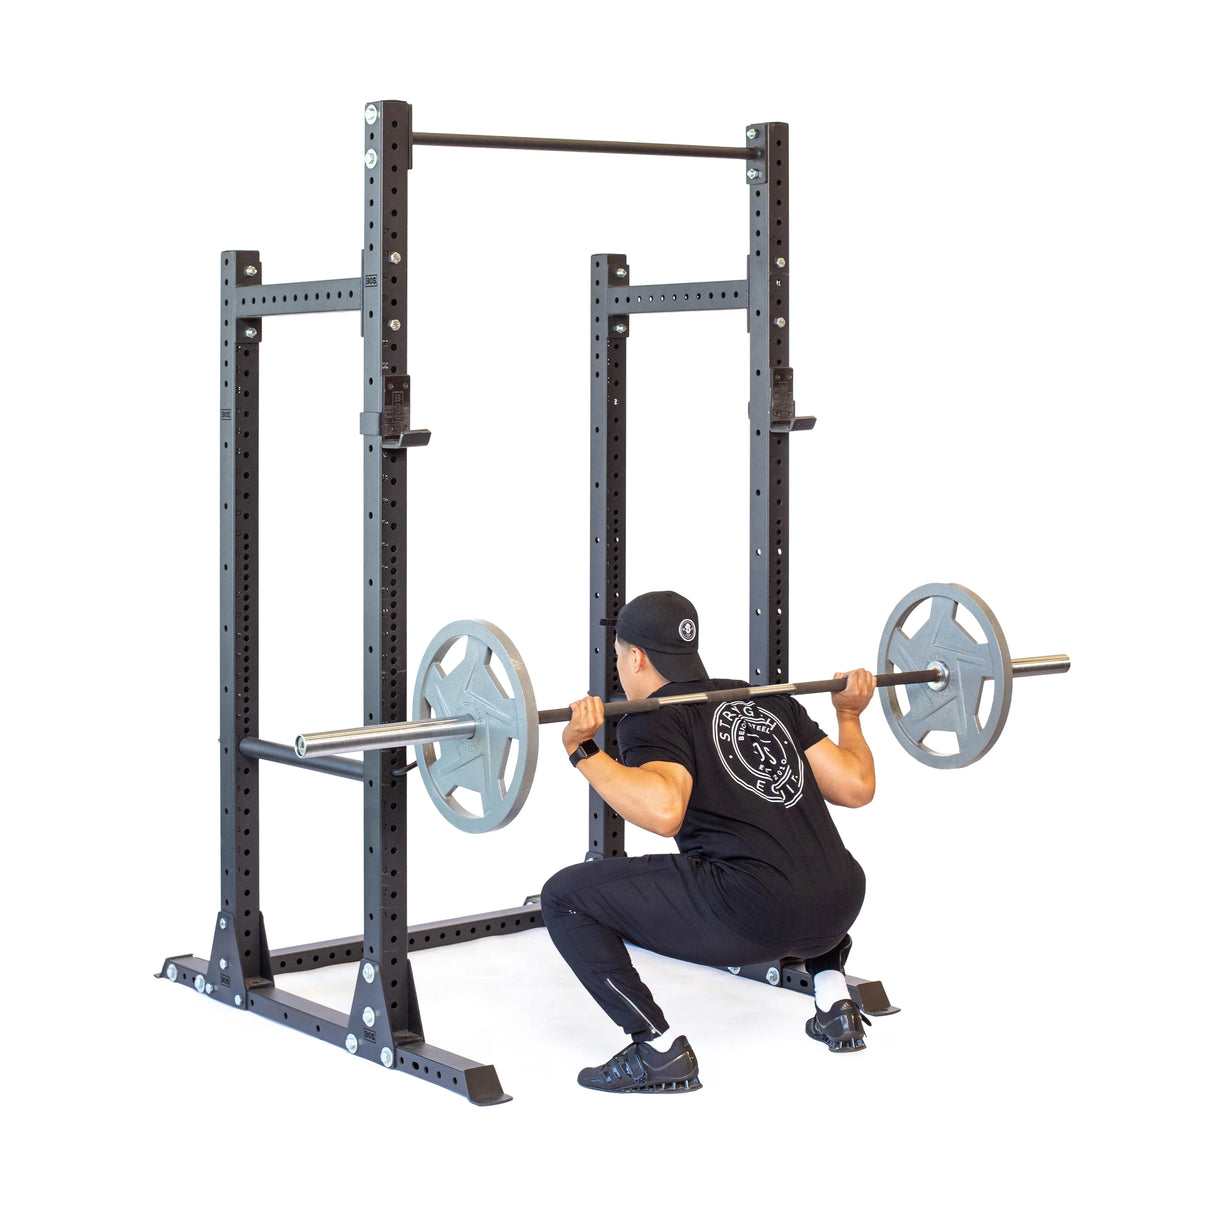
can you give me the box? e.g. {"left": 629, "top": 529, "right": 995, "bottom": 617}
{"left": 835, "top": 711, "right": 876, "bottom": 803}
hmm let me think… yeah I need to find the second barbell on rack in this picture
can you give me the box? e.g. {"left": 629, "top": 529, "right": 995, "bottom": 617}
{"left": 292, "top": 584, "right": 1070, "bottom": 834}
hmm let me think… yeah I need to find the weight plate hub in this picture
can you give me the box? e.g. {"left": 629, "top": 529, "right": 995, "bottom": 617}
{"left": 877, "top": 583, "right": 1013, "bottom": 769}
{"left": 412, "top": 619, "right": 539, "bottom": 833}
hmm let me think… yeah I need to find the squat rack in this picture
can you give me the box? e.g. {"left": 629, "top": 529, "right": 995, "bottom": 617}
{"left": 159, "top": 100, "right": 889, "bottom": 1105}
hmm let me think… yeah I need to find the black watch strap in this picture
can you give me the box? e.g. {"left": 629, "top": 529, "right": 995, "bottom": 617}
{"left": 569, "top": 740, "right": 600, "bottom": 767}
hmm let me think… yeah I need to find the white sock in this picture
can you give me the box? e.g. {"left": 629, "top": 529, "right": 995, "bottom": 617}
{"left": 813, "top": 969, "right": 850, "bottom": 1011}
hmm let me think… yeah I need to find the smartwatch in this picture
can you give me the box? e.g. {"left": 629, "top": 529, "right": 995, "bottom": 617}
{"left": 569, "top": 740, "right": 600, "bottom": 767}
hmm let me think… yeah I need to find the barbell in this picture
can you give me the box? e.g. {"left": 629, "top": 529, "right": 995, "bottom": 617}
{"left": 295, "top": 583, "right": 1069, "bottom": 833}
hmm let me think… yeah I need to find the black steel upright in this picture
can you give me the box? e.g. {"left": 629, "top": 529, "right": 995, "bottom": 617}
{"left": 747, "top": 122, "right": 803, "bottom": 684}
{"left": 214, "top": 251, "right": 272, "bottom": 1000}
{"left": 356, "top": 98, "right": 424, "bottom": 1050}
{"left": 587, "top": 254, "right": 631, "bottom": 859}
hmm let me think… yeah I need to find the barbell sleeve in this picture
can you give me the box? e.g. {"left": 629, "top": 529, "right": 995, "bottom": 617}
{"left": 1009, "top": 655, "right": 1071, "bottom": 678}
{"left": 295, "top": 654, "right": 1069, "bottom": 760}
{"left": 296, "top": 715, "right": 477, "bottom": 760}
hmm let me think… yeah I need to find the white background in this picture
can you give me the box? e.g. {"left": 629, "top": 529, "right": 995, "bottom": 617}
{"left": 3, "top": 2, "right": 1210, "bottom": 1209}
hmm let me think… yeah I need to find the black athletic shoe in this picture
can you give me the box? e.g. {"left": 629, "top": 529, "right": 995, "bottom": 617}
{"left": 577, "top": 1035, "right": 703, "bottom": 1093}
{"left": 806, "top": 999, "right": 871, "bottom": 1052}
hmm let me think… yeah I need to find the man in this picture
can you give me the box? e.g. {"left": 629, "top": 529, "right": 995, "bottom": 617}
{"left": 541, "top": 590, "right": 877, "bottom": 1094}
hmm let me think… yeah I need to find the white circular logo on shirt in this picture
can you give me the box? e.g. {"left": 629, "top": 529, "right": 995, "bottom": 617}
{"left": 712, "top": 701, "right": 804, "bottom": 807}
{"left": 678, "top": 618, "right": 696, "bottom": 643}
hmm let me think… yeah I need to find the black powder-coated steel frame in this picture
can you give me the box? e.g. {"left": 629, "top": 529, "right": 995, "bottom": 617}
{"left": 160, "top": 102, "right": 884, "bottom": 1107}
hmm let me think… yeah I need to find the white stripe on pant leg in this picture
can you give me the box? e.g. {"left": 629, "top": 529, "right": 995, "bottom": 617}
{"left": 605, "top": 976, "right": 659, "bottom": 1037}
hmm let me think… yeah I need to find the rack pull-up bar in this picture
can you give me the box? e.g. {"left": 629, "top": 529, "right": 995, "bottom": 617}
{"left": 412, "top": 130, "right": 761, "bottom": 160}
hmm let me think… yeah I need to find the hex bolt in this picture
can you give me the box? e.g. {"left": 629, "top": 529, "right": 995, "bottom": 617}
{"left": 747, "top": 169, "right": 758, "bottom": 181}
{"left": 774, "top": 317, "right": 786, "bottom": 328}
{"left": 194, "top": 975, "right": 206, "bottom": 993}
{"left": 613, "top": 323, "right": 627, "bottom": 335}
{"left": 243, "top": 327, "right": 258, "bottom": 340}
{"left": 345, "top": 1034, "right": 359, "bottom": 1054}
{"left": 389, "top": 252, "right": 402, "bottom": 264}
{"left": 243, "top": 265, "right": 257, "bottom": 278}
{"left": 365, "top": 149, "right": 378, "bottom": 169}
{"left": 365, "top": 104, "right": 378, "bottom": 125}
{"left": 380, "top": 1047, "right": 394, "bottom": 1069}
{"left": 766, "top": 966, "right": 781, "bottom": 986}
{"left": 614, "top": 267, "right": 627, "bottom": 279}
{"left": 747, "top": 128, "right": 757, "bottom": 140}
{"left": 362, "top": 1006, "right": 376, "bottom": 1028}
{"left": 775, "top": 258, "right": 786, "bottom": 269}
{"left": 362, "top": 962, "right": 375, "bottom": 984}
{"left": 219, "top": 957, "right": 228, "bottom": 971}
{"left": 388, "top": 318, "right": 401, "bottom": 331}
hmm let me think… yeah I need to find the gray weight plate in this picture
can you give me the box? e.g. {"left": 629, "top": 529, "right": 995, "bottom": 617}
{"left": 877, "top": 583, "right": 1013, "bottom": 769}
{"left": 411, "top": 619, "right": 539, "bottom": 832}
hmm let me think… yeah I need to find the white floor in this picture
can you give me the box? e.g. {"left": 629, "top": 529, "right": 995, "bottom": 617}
{"left": 34, "top": 906, "right": 1193, "bottom": 1213}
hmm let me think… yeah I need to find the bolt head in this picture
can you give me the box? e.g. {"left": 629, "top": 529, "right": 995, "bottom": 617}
{"left": 380, "top": 1047, "right": 394, "bottom": 1069}
{"left": 362, "top": 1006, "right": 376, "bottom": 1028}
{"left": 774, "top": 317, "right": 786, "bottom": 328}
{"left": 362, "top": 962, "right": 375, "bottom": 983}
{"left": 766, "top": 966, "right": 781, "bottom": 986}
{"left": 243, "top": 265, "right": 257, "bottom": 278}
{"left": 746, "top": 127, "right": 757, "bottom": 139}
{"left": 365, "top": 104, "right": 379, "bottom": 125}
{"left": 747, "top": 168, "right": 758, "bottom": 181}
{"left": 345, "top": 1034, "right": 359, "bottom": 1054}
{"left": 365, "top": 149, "right": 379, "bottom": 169}
{"left": 389, "top": 251, "right": 401, "bottom": 264}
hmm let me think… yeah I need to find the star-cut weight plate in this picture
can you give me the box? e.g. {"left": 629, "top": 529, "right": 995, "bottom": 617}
{"left": 412, "top": 620, "right": 538, "bottom": 832}
{"left": 877, "top": 583, "right": 1013, "bottom": 769}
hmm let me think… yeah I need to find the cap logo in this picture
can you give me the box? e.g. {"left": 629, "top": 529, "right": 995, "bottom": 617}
{"left": 678, "top": 618, "right": 696, "bottom": 643}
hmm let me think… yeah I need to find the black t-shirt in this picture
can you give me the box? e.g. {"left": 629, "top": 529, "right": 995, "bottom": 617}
{"left": 616, "top": 679, "right": 865, "bottom": 947}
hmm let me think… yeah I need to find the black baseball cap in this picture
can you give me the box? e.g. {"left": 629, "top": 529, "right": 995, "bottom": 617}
{"left": 615, "top": 591, "right": 708, "bottom": 682}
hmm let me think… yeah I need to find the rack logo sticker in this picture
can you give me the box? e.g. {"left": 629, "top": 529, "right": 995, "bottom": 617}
{"left": 713, "top": 701, "right": 803, "bottom": 806}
